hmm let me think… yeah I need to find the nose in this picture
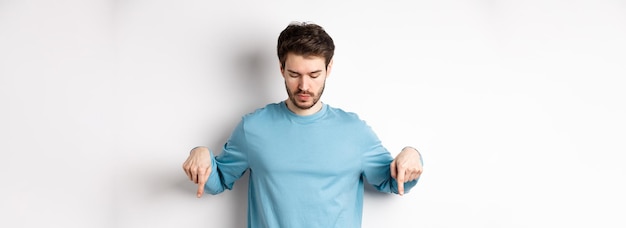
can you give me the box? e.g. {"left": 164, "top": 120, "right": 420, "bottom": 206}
{"left": 298, "top": 76, "right": 311, "bottom": 92}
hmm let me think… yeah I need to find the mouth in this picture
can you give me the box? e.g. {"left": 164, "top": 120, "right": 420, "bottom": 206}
{"left": 297, "top": 94, "right": 311, "bottom": 100}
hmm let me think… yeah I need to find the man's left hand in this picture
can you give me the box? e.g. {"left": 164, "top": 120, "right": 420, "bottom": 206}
{"left": 390, "top": 147, "right": 423, "bottom": 196}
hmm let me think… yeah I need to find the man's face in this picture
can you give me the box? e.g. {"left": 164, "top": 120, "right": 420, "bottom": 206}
{"left": 281, "top": 53, "right": 331, "bottom": 112}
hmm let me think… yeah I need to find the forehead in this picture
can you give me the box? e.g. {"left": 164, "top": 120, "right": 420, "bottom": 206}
{"left": 284, "top": 53, "right": 326, "bottom": 71}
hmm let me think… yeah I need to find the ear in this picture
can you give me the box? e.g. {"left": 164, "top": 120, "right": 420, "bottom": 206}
{"left": 279, "top": 61, "right": 285, "bottom": 78}
{"left": 326, "top": 58, "right": 334, "bottom": 78}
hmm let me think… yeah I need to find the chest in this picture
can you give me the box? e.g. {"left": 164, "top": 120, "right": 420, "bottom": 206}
{"left": 246, "top": 123, "right": 363, "bottom": 177}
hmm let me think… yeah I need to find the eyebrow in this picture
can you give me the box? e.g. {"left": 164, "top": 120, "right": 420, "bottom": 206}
{"left": 287, "top": 69, "right": 323, "bottom": 75}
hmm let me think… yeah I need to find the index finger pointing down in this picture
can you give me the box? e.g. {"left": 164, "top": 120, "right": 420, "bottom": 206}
{"left": 397, "top": 166, "right": 405, "bottom": 196}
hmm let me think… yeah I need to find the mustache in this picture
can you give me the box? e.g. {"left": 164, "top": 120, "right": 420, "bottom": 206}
{"left": 295, "top": 90, "right": 313, "bottom": 96}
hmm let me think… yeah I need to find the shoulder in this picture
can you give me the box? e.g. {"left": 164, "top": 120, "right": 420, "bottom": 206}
{"left": 325, "top": 104, "right": 368, "bottom": 126}
{"left": 241, "top": 102, "right": 284, "bottom": 122}
{"left": 325, "top": 104, "right": 381, "bottom": 141}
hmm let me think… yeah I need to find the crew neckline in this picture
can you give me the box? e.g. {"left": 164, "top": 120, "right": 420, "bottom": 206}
{"left": 280, "top": 101, "right": 328, "bottom": 123}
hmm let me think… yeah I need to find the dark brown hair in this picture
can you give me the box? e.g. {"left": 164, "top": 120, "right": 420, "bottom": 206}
{"left": 277, "top": 22, "right": 335, "bottom": 69}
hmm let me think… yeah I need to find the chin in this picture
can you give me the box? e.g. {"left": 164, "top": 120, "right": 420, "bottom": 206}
{"left": 296, "top": 101, "right": 316, "bottom": 110}
{"left": 298, "top": 104, "right": 314, "bottom": 110}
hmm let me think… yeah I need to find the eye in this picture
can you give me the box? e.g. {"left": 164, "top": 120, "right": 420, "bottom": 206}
{"left": 310, "top": 73, "right": 320, "bottom": 78}
{"left": 289, "top": 73, "right": 300, "bottom": 78}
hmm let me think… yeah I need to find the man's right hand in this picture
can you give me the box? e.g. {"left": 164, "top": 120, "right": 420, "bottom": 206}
{"left": 182, "top": 146, "right": 212, "bottom": 198}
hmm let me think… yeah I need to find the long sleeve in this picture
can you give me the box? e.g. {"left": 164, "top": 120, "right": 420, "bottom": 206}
{"left": 199, "top": 102, "right": 423, "bottom": 227}
{"left": 360, "top": 125, "right": 421, "bottom": 194}
{"left": 204, "top": 119, "right": 250, "bottom": 195}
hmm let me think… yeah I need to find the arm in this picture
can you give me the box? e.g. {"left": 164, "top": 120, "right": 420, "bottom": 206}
{"left": 360, "top": 127, "right": 423, "bottom": 195}
{"left": 182, "top": 120, "right": 250, "bottom": 197}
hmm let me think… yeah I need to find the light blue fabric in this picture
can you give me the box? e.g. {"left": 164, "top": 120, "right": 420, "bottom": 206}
{"left": 205, "top": 101, "right": 420, "bottom": 228}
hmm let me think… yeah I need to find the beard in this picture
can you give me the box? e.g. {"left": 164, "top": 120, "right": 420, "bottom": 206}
{"left": 285, "top": 82, "right": 325, "bottom": 110}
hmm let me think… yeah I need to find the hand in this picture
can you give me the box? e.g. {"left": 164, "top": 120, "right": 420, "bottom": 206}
{"left": 390, "top": 147, "right": 423, "bottom": 196}
{"left": 182, "top": 146, "right": 212, "bottom": 198}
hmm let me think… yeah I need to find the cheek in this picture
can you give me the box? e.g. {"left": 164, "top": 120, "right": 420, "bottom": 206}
{"left": 313, "top": 79, "right": 325, "bottom": 89}
{"left": 285, "top": 79, "right": 299, "bottom": 90}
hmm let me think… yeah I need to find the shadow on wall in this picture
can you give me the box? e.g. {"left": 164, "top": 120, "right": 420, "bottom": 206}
{"left": 207, "top": 26, "right": 277, "bottom": 158}
{"left": 205, "top": 28, "right": 276, "bottom": 227}
{"left": 216, "top": 28, "right": 277, "bottom": 120}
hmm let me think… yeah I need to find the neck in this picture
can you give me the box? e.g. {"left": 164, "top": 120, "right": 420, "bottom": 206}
{"left": 285, "top": 99, "right": 323, "bottom": 116}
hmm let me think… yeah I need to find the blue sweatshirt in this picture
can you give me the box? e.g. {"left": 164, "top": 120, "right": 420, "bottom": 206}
{"left": 205, "top": 101, "right": 419, "bottom": 228}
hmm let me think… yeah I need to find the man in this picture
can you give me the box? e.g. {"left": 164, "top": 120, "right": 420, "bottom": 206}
{"left": 182, "top": 22, "right": 423, "bottom": 227}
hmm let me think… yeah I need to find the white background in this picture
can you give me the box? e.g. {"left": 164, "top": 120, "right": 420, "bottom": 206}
{"left": 1, "top": 0, "right": 625, "bottom": 227}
